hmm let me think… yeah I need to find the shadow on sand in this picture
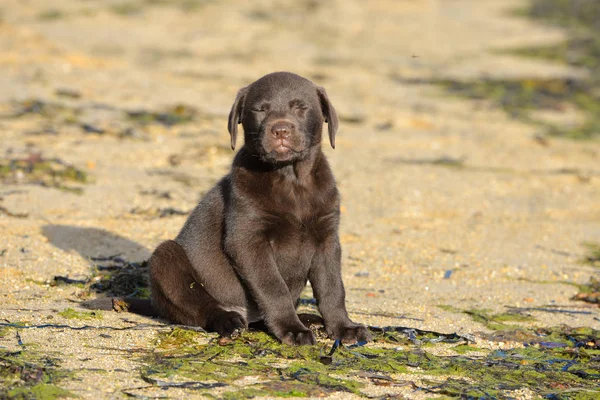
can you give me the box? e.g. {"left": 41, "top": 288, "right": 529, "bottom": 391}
{"left": 41, "top": 224, "right": 154, "bottom": 299}
{"left": 41, "top": 224, "right": 151, "bottom": 262}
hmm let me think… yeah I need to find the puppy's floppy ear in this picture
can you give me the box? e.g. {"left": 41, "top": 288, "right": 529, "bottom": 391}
{"left": 227, "top": 86, "right": 248, "bottom": 150}
{"left": 317, "top": 86, "right": 339, "bottom": 149}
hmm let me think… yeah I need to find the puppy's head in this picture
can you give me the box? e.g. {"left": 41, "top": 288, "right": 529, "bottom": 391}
{"left": 228, "top": 72, "right": 338, "bottom": 164}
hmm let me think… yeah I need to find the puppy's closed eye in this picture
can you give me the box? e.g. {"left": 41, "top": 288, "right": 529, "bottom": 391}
{"left": 289, "top": 101, "right": 308, "bottom": 117}
{"left": 252, "top": 104, "right": 270, "bottom": 113}
{"left": 289, "top": 100, "right": 307, "bottom": 110}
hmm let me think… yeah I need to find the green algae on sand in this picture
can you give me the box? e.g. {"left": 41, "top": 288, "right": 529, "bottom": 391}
{"left": 137, "top": 325, "right": 600, "bottom": 398}
{"left": 0, "top": 348, "right": 74, "bottom": 399}
{"left": 398, "top": 0, "right": 600, "bottom": 140}
{"left": 58, "top": 308, "right": 103, "bottom": 320}
{"left": 0, "top": 153, "right": 89, "bottom": 194}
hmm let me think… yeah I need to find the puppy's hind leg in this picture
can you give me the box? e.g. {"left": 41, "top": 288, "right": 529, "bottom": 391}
{"left": 150, "top": 240, "right": 247, "bottom": 336}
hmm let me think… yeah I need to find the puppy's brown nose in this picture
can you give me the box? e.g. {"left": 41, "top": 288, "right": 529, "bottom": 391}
{"left": 271, "top": 121, "right": 294, "bottom": 139}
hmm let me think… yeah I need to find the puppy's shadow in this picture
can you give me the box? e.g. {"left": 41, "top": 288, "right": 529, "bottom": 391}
{"left": 41, "top": 224, "right": 151, "bottom": 262}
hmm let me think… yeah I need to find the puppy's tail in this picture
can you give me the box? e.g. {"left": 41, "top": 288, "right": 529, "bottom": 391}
{"left": 82, "top": 297, "right": 158, "bottom": 317}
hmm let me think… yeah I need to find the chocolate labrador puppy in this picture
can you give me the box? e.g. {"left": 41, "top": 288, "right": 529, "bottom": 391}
{"left": 91, "top": 72, "right": 370, "bottom": 345}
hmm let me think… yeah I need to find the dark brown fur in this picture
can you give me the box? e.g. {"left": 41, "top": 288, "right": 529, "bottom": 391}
{"left": 89, "top": 72, "right": 371, "bottom": 345}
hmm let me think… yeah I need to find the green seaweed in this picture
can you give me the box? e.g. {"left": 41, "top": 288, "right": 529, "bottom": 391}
{"left": 0, "top": 154, "right": 89, "bottom": 194}
{"left": 110, "top": 2, "right": 144, "bottom": 16}
{"left": 143, "top": 330, "right": 364, "bottom": 396}
{"left": 145, "top": 0, "right": 212, "bottom": 12}
{"left": 527, "top": 0, "right": 600, "bottom": 32}
{"left": 138, "top": 326, "right": 600, "bottom": 398}
{"left": 439, "top": 306, "right": 536, "bottom": 330}
{"left": 5, "top": 99, "right": 79, "bottom": 122}
{"left": 515, "top": 0, "right": 600, "bottom": 139}
{"left": 399, "top": 0, "right": 600, "bottom": 140}
{"left": 6, "top": 384, "right": 73, "bottom": 399}
{"left": 0, "top": 350, "right": 74, "bottom": 399}
{"left": 582, "top": 243, "right": 600, "bottom": 267}
{"left": 126, "top": 104, "right": 197, "bottom": 126}
{"left": 467, "top": 308, "right": 536, "bottom": 330}
{"left": 221, "top": 383, "right": 323, "bottom": 399}
{"left": 451, "top": 344, "right": 482, "bottom": 354}
{"left": 58, "top": 308, "right": 102, "bottom": 320}
{"left": 111, "top": 0, "right": 211, "bottom": 15}
{"left": 37, "top": 9, "right": 66, "bottom": 21}
{"left": 1, "top": 98, "right": 200, "bottom": 139}
{"left": 508, "top": 36, "right": 600, "bottom": 72}
{"left": 154, "top": 327, "right": 206, "bottom": 350}
{"left": 437, "top": 304, "right": 461, "bottom": 313}
{"left": 396, "top": 76, "right": 600, "bottom": 140}
{"left": 442, "top": 78, "right": 599, "bottom": 140}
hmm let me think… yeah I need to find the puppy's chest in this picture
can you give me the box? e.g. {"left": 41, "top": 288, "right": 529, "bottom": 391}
{"left": 264, "top": 190, "right": 337, "bottom": 245}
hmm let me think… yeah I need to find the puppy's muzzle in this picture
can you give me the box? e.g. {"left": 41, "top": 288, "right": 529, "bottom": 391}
{"left": 268, "top": 120, "right": 299, "bottom": 156}
{"left": 271, "top": 121, "right": 295, "bottom": 140}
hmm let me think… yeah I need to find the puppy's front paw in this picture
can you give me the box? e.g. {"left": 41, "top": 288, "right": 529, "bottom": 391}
{"left": 279, "top": 327, "right": 316, "bottom": 346}
{"left": 206, "top": 310, "right": 247, "bottom": 337}
{"left": 330, "top": 324, "right": 372, "bottom": 344}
